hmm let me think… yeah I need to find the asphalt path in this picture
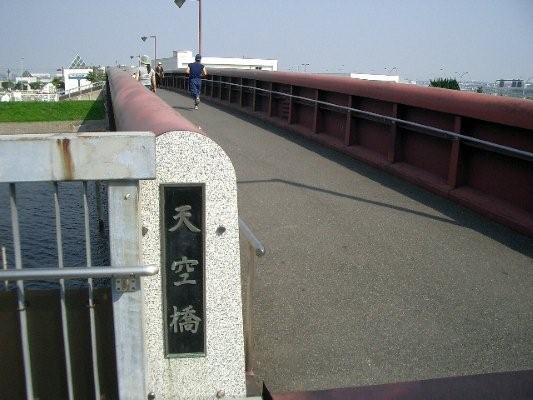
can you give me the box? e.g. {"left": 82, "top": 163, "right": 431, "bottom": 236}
{"left": 158, "top": 89, "right": 532, "bottom": 395}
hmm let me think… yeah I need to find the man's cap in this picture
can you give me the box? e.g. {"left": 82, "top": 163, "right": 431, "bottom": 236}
{"left": 140, "top": 55, "right": 151, "bottom": 65}
{"left": 158, "top": 62, "right": 162, "bottom": 64}
{"left": 195, "top": 54, "right": 201, "bottom": 61}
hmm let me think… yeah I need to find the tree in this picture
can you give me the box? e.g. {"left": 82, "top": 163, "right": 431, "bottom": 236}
{"left": 1, "top": 81, "right": 14, "bottom": 90}
{"left": 30, "top": 82, "right": 44, "bottom": 90}
{"left": 429, "top": 78, "right": 460, "bottom": 90}
{"left": 86, "top": 68, "right": 106, "bottom": 83}
{"left": 52, "top": 76, "right": 64, "bottom": 90}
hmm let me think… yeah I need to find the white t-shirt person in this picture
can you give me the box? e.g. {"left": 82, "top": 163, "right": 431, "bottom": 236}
{"left": 137, "top": 55, "right": 156, "bottom": 92}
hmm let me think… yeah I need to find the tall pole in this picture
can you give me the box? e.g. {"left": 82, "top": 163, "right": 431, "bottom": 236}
{"left": 198, "top": 0, "right": 202, "bottom": 54}
{"left": 174, "top": 0, "right": 202, "bottom": 54}
{"left": 154, "top": 35, "right": 157, "bottom": 66}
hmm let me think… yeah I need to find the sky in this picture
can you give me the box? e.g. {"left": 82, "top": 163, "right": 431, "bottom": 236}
{"left": 1, "top": 0, "right": 532, "bottom": 82}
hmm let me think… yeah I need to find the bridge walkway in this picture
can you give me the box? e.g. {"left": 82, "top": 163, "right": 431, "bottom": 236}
{"left": 157, "top": 89, "right": 532, "bottom": 396}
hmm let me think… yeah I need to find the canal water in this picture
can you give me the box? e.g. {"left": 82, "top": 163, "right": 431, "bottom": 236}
{"left": 0, "top": 181, "right": 110, "bottom": 290}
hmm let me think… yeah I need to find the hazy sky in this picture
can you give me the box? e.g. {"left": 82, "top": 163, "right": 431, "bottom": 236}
{"left": 1, "top": 0, "right": 531, "bottom": 82}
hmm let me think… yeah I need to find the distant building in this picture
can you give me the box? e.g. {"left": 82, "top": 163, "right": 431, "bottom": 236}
{"left": 350, "top": 73, "right": 400, "bottom": 83}
{"left": 157, "top": 50, "right": 278, "bottom": 72}
{"left": 15, "top": 71, "right": 36, "bottom": 88}
{"left": 41, "top": 82, "right": 57, "bottom": 94}
{"left": 62, "top": 54, "right": 94, "bottom": 92}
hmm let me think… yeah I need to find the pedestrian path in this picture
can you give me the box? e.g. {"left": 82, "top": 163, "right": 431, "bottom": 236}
{"left": 158, "top": 89, "right": 533, "bottom": 396}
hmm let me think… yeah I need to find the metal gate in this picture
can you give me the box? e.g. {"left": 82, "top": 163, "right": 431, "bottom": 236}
{"left": 0, "top": 131, "right": 157, "bottom": 399}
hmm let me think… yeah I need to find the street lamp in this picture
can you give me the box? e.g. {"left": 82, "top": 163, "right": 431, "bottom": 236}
{"left": 141, "top": 35, "right": 157, "bottom": 66}
{"left": 523, "top": 77, "right": 533, "bottom": 98}
{"left": 174, "top": 0, "right": 202, "bottom": 54}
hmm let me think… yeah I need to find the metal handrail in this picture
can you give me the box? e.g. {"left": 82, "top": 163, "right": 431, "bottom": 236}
{"left": 238, "top": 218, "right": 265, "bottom": 376}
{"left": 239, "top": 217, "right": 266, "bottom": 257}
{"left": 0, "top": 265, "right": 159, "bottom": 281}
{"left": 243, "top": 83, "right": 533, "bottom": 161}
{"left": 169, "top": 76, "right": 533, "bottom": 162}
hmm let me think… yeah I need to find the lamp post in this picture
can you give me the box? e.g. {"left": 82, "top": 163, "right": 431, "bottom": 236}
{"left": 174, "top": 0, "right": 202, "bottom": 55}
{"left": 523, "top": 77, "right": 533, "bottom": 98}
{"left": 141, "top": 35, "right": 157, "bottom": 66}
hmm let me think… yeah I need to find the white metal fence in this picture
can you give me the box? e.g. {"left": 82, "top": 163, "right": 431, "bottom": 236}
{"left": 0, "top": 131, "right": 157, "bottom": 399}
{"left": 0, "top": 82, "right": 105, "bottom": 102}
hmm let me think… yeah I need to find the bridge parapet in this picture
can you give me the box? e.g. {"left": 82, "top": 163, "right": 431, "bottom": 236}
{"left": 162, "top": 69, "right": 533, "bottom": 236}
{"left": 107, "top": 67, "right": 247, "bottom": 399}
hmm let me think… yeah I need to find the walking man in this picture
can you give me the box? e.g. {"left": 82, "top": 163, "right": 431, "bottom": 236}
{"left": 155, "top": 62, "right": 164, "bottom": 88}
{"left": 185, "top": 54, "right": 207, "bottom": 109}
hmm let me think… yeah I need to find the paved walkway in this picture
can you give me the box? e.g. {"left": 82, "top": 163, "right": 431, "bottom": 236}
{"left": 0, "top": 119, "right": 107, "bottom": 135}
{"left": 157, "top": 89, "right": 533, "bottom": 396}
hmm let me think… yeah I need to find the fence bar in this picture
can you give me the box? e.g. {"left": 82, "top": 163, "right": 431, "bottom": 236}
{"left": 95, "top": 181, "right": 105, "bottom": 230}
{"left": 54, "top": 182, "right": 75, "bottom": 400}
{"left": 2, "top": 246, "right": 7, "bottom": 290}
{"left": 83, "top": 182, "right": 101, "bottom": 400}
{"left": 0, "top": 265, "right": 160, "bottom": 281}
{"left": 10, "top": 183, "right": 34, "bottom": 400}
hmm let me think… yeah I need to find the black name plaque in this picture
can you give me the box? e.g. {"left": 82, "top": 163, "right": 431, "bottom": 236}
{"left": 161, "top": 184, "right": 205, "bottom": 357}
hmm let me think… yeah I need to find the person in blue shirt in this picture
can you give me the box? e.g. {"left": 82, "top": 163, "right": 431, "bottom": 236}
{"left": 186, "top": 54, "right": 207, "bottom": 109}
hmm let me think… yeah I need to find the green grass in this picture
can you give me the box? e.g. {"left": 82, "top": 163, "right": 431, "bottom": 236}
{"left": 0, "top": 100, "right": 105, "bottom": 122}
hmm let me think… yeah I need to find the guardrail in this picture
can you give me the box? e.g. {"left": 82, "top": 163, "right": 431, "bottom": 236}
{"left": 59, "top": 81, "right": 104, "bottom": 100}
{"left": 162, "top": 70, "right": 533, "bottom": 237}
{"left": 0, "top": 90, "right": 59, "bottom": 102}
{"left": 0, "top": 131, "right": 157, "bottom": 400}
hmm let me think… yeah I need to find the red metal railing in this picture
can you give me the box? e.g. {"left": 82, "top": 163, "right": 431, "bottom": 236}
{"left": 106, "top": 68, "right": 199, "bottom": 136}
{"left": 162, "top": 69, "right": 533, "bottom": 237}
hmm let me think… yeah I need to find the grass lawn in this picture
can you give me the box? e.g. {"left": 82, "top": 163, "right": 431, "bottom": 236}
{"left": 0, "top": 100, "right": 105, "bottom": 123}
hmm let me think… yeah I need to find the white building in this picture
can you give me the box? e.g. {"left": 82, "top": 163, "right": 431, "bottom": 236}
{"left": 158, "top": 50, "right": 278, "bottom": 72}
{"left": 41, "top": 82, "right": 57, "bottom": 94}
{"left": 63, "top": 68, "right": 93, "bottom": 92}
{"left": 62, "top": 54, "right": 101, "bottom": 92}
{"left": 350, "top": 73, "right": 400, "bottom": 83}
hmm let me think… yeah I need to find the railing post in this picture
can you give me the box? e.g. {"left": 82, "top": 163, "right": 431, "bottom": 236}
{"left": 109, "top": 181, "right": 146, "bottom": 399}
{"left": 447, "top": 116, "right": 464, "bottom": 188}
{"left": 313, "top": 89, "right": 320, "bottom": 134}
{"left": 344, "top": 95, "right": 353, "bottom": 146}
{"left": 387, "top": 103, "right": 400, "bottom": 163}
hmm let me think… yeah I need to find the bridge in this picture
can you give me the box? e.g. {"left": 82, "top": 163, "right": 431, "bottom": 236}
{"left": 116, "top": 67, "right": 532, "bottom": 397}
{"left": 1, "top": 67, "right": 531, "bottom": 399}
{"left": 153, "top": 87, "right": 533, "bottom": 397}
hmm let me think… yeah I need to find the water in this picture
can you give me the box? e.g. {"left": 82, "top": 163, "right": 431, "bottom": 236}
{"left": 0, "top": 181, "right": 110, "bottom": 290}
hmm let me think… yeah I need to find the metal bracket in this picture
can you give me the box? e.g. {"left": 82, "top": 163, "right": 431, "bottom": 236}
{"left": 114, "top": 276, "right": 139, "bottom": 292}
